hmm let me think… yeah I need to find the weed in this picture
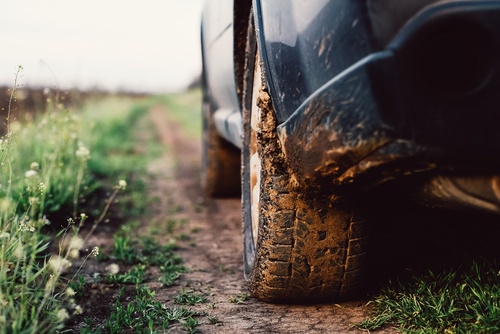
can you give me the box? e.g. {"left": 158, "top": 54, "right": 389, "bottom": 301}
{"left": 117, "top": 285, "right": 126, "bottom": 299}
{"left": 208, "top": 315, "right": 221, "bottom": 324}
{"left": 229, "top": 292, "right": 250, "bottom": 304}
{"left": 161, "top": 271, "right": 182, "bottom": 287}
{"left": 96, "top": 286, "right": 201, "bottom": 334}
{"left": 112, "top": 234, "right": 140, "bottom": 264}
{"left": 178, "top": 234, "right": 191, "bottom": 241}
{"left": 109, "top": 222, "right": 187, "bottom": 288}
{"left": 166, "top": 218, "right": 179, "bottom": 234}
{"left": 105, "top": 265, "right": 146, "bottom": 284}
{"left": 181, "top": 317, "right": 199, "bottom": 334}
{"left": 68, "top": 274, "right": 87, "bottom": 297}
{"left": 174, "top": 288, "right": 208, "bottom": 305}
{"left": 168, "top": 204, "right": 184, "bottom": 214}
{"left": 192, "top": 199, "right": 206, "bottom": 214}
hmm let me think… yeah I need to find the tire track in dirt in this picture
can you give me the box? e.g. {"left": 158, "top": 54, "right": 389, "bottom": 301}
{"left": 148, "top": 105, "right": 399, "bottom": 333}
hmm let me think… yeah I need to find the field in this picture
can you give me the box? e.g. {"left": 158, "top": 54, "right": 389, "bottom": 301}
{"left": 1, "top": 84, "right": 500, "bottom": 334}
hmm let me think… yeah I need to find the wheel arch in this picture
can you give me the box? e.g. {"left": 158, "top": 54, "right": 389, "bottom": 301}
{"left": 233, "top": 0, "right": 253, "bottom": 108}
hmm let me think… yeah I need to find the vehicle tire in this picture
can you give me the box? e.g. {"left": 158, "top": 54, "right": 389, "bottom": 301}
{"left": 242, "top": 16, "right": 369, "bottom": 302}
{"left": 201, "top": 74, "right": 241, "bottom": 197}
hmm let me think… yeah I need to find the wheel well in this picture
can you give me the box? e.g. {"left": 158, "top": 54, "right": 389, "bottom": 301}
{"left": 233, "top": 0, "right": 253, "bottom": 107}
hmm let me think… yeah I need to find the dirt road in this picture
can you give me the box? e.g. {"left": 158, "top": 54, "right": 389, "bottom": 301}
{"left": 148, "top": 105, "right": 400, "bottom": 334}
{"left": 139, "top": 104, "right": 500, "bottom": 333}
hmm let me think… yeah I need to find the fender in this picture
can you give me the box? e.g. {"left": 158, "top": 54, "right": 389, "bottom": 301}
{"left": 277, "top": 1, "right": 500, "bottom": 190}
{"left": 254, "top": 0, "right": 374, "bottom": 124}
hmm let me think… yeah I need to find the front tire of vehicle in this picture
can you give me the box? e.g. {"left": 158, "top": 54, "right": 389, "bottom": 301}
{"left": 242, "top": 17, "right": 369, "bottom": 302}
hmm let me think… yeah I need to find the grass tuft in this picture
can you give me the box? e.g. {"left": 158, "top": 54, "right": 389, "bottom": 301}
{"left": 357, "top": 261, "right": 500, "bottom": 333}
{"left": 88, "top": 285, "right": 201, "bottom": 334}
{"left": 174, "top": 288, "right": 208, "bottom": 305}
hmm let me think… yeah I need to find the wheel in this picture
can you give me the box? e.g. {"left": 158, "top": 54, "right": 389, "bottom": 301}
{"left": 201, "top": 72, "right": 241, "bottom": 197}
{"left": 242, "top": 16, "right": 369, "bottom": 302}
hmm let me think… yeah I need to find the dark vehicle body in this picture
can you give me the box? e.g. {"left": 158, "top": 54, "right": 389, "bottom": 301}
{"left": 201, "top": 0, "right": 500, "bottom": 302}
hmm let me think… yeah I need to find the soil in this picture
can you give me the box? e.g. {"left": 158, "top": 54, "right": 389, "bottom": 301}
{"left": 68, "top": 104, "right": 500, "bottom": 333}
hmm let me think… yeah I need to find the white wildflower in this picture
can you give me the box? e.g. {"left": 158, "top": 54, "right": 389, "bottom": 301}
{"left": 91, "top": 246, "right": 99, "bottom": 257}
{"left": 19, "top": 221, "right": 35, "bottom": 233}
{"left": 24, "top": 170, "right": 37, "bottom": 178}
{"left": 45, "top": 275, "right": 57, "bottom": 292}
{"left": 63, "top": 236, "right": 84, "bottom": 259}
{"left": 118, "top": 179, "right": 127, "bottom": 190}
{"left": 56, "top": 308, "right": 69, "bottom": 322}
{"left": 41, "top": 215, "right": 51, "bottom": 226}
{"left": 29, "top": 162, "right": 39, "bottom": 170}
{"left": 69, "top": 248, "right": 79, "bottom": 259}
{"left": 105, "top": 263, "right": 120, "bottom": 275}
{"left": 65, "top": 287, "right": 76, "bottom": 297}
{"left": 75, "top": 142, "right": 90, "bottom": 161}
{"left": 28, "top": 197, "right": 39, "bottom": 206}
{"left": 48, "top": 255, "right": 72, "bottom": 274}
{"left": 13, "top": 243, "right": 25, "bottom": 260}
{"left": 67, "top": 236, "right": 84, "bottom": 252}
{"left": 74, "top": 305, "right": 83, "bottom": 315}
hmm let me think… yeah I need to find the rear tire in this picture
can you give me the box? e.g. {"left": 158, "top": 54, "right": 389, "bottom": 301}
{"left": 201, "top": 76, "right": 241, "bottom": 197}
{"left": 242, "top": 16, "right": 369, "bottom": 302}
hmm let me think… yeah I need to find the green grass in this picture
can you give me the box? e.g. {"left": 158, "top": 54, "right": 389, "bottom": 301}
{"left": 79, "top": 97, "right": 161, "bottom": 180}
{"left": 155, "top": 89, "right": 202, "bottom": 139}
{"left": 0, "top": 88, "right": 103, "bottom": 333}
{"left": 0, "top": 87, "right": 207, "bottom": 334}
{"left": 109, "top": 221, "right": 187, "bottom": 286}
{"left": 357, "top": 261, "right": 500, "bottom": 333}
{"left": 0, "top": 72, "right": 163, "bottom": 333}
{"left": 68, "top": 90, "right": 209, "bottom": 333}
{"left": 228, "top": 292, "right": 250, "bottom": 304}
{"left": 89, "top": 286, "right": 200, "bottom": 334}
{"left": 3, "top": 109, "right": 91, "bottom": 215}
{"left": 174, "top": 288, "right": 208, "bottom": 305}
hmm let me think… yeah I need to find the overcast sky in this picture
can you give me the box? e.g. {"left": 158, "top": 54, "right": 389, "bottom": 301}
{"left": 0, "top": 0, "right": 204, "bottom": 93}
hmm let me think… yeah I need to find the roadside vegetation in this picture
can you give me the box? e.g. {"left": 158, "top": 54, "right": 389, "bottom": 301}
{"left": 0, "top": 70, "right": 130, "bottom": 333}
{"left": 0, "top": 67, "right": 207, "bottom": 333}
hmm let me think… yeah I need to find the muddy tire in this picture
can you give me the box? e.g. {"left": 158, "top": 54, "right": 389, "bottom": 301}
{"left": 201, "top": 79, "right": 241, "bottom": 197}
{"left": 242, "top": 17, "right": 368, "bottom": 302}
